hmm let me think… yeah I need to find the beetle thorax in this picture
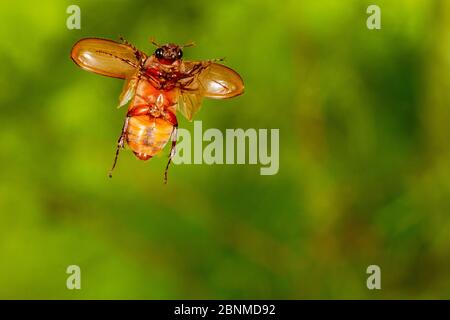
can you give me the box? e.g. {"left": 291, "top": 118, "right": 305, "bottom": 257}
{"left": 142, "top": 57, "right": 183, "bottom": 88}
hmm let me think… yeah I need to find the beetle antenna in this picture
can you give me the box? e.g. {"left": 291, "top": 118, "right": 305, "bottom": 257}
{"left": 149, "top": 37, "right": 160, "bottom": 47}
{"left": 182, "top": 41, "right": 196, "bottom": 48}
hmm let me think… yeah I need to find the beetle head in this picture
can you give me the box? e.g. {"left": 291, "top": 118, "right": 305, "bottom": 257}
{"left": 150, "top": 39, "right": 195, "bottom": 65}
{"left": 154, "top": 44, "right": 183, "bottom": 64}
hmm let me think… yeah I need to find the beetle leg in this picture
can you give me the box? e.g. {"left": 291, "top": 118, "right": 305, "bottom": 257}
{"left": 108, "top": 117, "right": 129, "bottom": 178}
{"left": 140, "top": 72, "right": 160, "bottom": 89}
{"left": 175, "top": 62, "right": 213, "bottom": 91}
{"left": 184, "top": 59, "right": 222, "bottom": 77}
{"left": 119, "top": 36, "right": 137, "bottom": 51}
{"left": 185, "top": 63, "right": 206, "bottom": 77}
{"left": 164, "top": 124, "right": 178, "bottom": 184}
{"left": 210, "top": 57, "right": 225, "bottom": 63}
{"left": 119, "top": 36, "right": 143, "bottom": 62}
{"left": 178, "top": 85, "right": 198, "bottom": 92}
{"left": 95, "top": 50, "right": 139, "bottom": 69}
{"left": 182, "top": 76, "right": 196, "bottom": 86}
{"left": 176, "top": 75, "right": 199, "bottom": 91}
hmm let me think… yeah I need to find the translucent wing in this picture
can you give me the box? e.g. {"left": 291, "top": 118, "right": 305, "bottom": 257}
{"left": 71, "top": 38, "right": 144, "bottom": 79}
{"left": 194, "top": 62, "right": 245, "bottom": 98}
{"left": 118, "top": 74, "right": 139, "bottom": 108}
{"left": 177, "top": 62, "right": 244, "bottom": 121}
{"left": 177, "top": 91, "right": 203, "bottom": 121}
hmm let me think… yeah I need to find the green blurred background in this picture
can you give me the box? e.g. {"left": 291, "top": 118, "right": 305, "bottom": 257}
{"left": 0, "top": 0, "right": 449, "bottom": 299}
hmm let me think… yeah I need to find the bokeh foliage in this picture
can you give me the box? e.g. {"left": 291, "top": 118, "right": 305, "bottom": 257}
{"left": 0, "top": 0, "right": 449, "bottom": 299}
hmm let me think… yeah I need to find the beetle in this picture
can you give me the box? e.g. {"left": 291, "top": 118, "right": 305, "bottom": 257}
{"left": 70, "top": 37, "right": 244, "bottom": 182}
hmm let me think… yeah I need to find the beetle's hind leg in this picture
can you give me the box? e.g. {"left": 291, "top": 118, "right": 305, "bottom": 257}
{"left": 108, "top": 117, "right": 129, "bottom": 178}
{"left": 164, "top": 125, "right": 178, "bottom": 184}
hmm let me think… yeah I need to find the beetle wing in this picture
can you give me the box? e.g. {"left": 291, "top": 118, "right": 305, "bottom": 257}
{"left": 177, "top": 91, "right": 203, "bottom": 121}
{"left": 196, "top": 62, "right": 244, "bottom": 99}
{"left": 118, "top": 74, "right": 139, "bottom": 108}
{"left": 176, "top": 62, "right": 244, "bottom": 120}
{"left": 71, "top": 38, "right": 144, "bottom": 79}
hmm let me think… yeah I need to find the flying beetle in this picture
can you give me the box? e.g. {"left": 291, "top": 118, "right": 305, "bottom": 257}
{"left": 70, "top": 37, "right": 244, "bottom": 182}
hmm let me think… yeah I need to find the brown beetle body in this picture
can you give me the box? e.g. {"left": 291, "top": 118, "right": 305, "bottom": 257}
{"left": 124, "top": 78, "right": 178, "bottom": 161}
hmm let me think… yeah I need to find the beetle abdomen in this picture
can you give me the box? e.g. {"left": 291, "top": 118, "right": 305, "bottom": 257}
{"left": 126, "top": 115, "right": 173, "bottom": 160}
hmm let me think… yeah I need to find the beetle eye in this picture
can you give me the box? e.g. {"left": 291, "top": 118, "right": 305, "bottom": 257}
{"left": 177, "top": 50, "right": 183, "bottom": 59}
{"left": 155, "top": 48, "right": 163, "bottom": 58}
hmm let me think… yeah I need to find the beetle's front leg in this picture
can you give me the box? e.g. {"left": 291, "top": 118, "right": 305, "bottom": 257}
{"left": 119, "top": 36, "right": 136, "bottom": 50}
{"left": 119, "top": 36, "right": 144, "bottom": 62}
{"left": 96, "top": 50, "right": 138, "bottom": 69}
